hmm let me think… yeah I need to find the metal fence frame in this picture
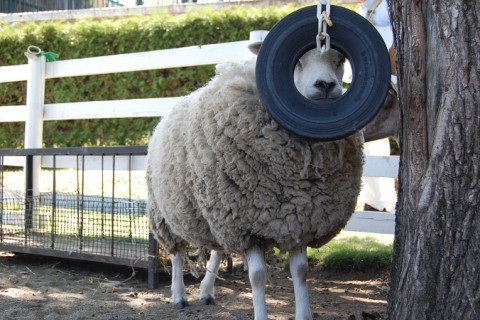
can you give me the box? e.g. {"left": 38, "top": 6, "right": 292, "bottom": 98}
{"left": 0, "top": 0, "right": 132, "bottom": 13}
{"left": 0, "top": 146, "right": 160, "bottom": 288}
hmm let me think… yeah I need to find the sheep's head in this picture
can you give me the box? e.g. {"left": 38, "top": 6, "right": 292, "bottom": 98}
{"left": 293, "top": 49, "right": 346, "bottom": 100}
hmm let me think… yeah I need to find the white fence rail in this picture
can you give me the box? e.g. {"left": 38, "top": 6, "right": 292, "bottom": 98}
{"left": 0, "top": 41, "right": 253, "bottom": 121}
{"left": 0, "top": 34, "right": 398, "bottom": 234}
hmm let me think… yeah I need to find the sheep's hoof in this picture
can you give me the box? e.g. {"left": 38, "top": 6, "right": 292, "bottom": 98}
{"left": 200, "top": 295, "right": 216, "bottom": 305}
{"left": 174, "top": 299, "right": 189, "bottom": 309}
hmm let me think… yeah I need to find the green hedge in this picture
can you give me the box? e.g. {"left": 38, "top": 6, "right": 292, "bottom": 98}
{"left": 0, "top": 6, "right": 295, "bottom": 148}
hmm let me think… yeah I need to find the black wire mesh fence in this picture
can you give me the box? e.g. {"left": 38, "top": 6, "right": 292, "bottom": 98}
{"left": 0, "top": 0, "right": 143, "bottom": 13}
{"left": 0, "top": 0, "right": 209, "bottom": 13}
{"left": 0, "top": 146, "right": 160, "bottom": 288}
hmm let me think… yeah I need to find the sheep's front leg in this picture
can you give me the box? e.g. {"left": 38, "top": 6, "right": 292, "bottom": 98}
{"left": 171, "top": 252, "right": 188, "bottom": 308}
{"left": 290, "top": 246, "right": 312, "bottom": 320}
{"left": 199, "top": 249, "right": 223, "bottom": 305}
{"left": 246, "top": 246, "right": 268, "bottom": 320}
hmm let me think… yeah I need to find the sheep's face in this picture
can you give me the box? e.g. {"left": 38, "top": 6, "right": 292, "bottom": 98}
{"left": 294, "top": 49, "right": 346, "bottom": 100}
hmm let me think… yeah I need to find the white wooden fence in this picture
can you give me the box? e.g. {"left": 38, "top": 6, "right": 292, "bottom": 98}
{"left": 0, "top": 33, "right": 398, "bottom": 234}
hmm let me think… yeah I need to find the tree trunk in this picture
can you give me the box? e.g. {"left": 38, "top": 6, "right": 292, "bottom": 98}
{"left": 387, "top": 1, "right": 479, "bottom": 319}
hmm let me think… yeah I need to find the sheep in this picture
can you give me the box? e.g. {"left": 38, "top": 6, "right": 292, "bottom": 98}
{"left": 355, "top": 0, "right": 399, "bottom": 212}
{"left": 353, "top": 0, "right": 399, "bottom": 143}
{"left": 362, "top": 86, "right": 399, "bottom": 142}
{"left": 146, "top": 45, "right": 364, "bottom": 320}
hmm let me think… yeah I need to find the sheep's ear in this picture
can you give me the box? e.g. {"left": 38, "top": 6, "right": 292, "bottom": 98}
{"left": 337, "top": 53, "right": 347, "bottom": 67}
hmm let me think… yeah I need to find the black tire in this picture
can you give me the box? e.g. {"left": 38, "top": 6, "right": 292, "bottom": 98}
{"left": 256, "top": 5, "right": 391, "bottom": 140}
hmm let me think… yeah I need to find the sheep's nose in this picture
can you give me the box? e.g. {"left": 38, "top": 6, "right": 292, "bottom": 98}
{"left": 314, "top": 80, "right": 336, "bottom": 93}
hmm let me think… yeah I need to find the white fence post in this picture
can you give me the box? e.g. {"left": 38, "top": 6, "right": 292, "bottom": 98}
{"left": 23, "top": 46, "right": 47, "bottom": 231}
{"left": 24, "top": 46, "right": 46, "bottom": 198}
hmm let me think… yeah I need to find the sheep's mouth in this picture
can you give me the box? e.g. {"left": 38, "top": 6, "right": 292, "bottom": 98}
{"left": 308, "top": 94, "right": 341, "bottom": 101}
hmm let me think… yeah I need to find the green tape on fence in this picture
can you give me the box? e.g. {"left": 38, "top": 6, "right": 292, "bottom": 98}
{"left": 37, "top": 51, "right": 60, "bottom": 62}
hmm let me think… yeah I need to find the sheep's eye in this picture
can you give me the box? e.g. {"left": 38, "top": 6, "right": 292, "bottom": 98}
{"left": 336, "top": 55, "right": 346, "bottom": 68}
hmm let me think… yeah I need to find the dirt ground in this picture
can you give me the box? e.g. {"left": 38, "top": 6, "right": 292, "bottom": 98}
{"left": 0, "top": 251, "right": 389, "bottom": 320}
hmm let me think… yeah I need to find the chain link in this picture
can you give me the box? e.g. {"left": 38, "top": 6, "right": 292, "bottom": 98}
{"left": 316, "top": 0, "right": 332, "bottom": 52}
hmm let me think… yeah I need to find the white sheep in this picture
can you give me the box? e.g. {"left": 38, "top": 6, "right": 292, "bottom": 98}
{"left": 146, "top": 46, "right": 364, "bottom": 319}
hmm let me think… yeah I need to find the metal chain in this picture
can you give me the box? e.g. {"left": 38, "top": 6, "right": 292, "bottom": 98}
{"left": 317, "top": 0, "right": 333, "bottom": 52}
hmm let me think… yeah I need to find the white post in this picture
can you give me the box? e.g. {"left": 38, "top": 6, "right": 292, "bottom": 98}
{"left": 24, "top": 46, "right": 46, "bottom": 231}
{"left": 24, "top": 46, "right": 46, "bottom": 198}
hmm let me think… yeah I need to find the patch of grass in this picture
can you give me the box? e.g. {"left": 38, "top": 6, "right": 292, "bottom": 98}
{"left": 37, "top": 205, "right": 149, "bottom": 242}
{"left": 275, "top": 236, "right": 392, "bottom": 272}
{"left": 1, "top": 169, "right": 149, "bottom": 199}
{"left": 309, "top": 236, "right": 392, "bottom": 271}
{"left": 0, "top": 202, "right": 148, "bottom": 243}
{"left": 1, "top": 202, "right": 22, "bottom": 210}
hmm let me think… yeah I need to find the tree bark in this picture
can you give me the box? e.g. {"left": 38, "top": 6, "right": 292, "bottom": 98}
{"left": 387, "top": 1, "right": 480, "bottom": 319}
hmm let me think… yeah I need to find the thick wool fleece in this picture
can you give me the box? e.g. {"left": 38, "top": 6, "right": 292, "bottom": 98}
{"left": 147, "top": 59, "right": 364, "bottom": 254}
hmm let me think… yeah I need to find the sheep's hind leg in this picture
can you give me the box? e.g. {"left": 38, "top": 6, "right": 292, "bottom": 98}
{"left": 171, "top": 252, "right": 188, "bottom": 308}
{"left": 290, "top": 246, "right": 312, "bottom": 320}
{"left": 246, "top": 246, "right": 268, "bottom": 320}
{"left": 199, "top": 249, "right": 223, "bottom": 305}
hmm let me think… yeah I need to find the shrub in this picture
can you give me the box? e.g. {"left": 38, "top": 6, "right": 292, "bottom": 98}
{"left": 0, "top": 6, "right": 295, "bottom": 148}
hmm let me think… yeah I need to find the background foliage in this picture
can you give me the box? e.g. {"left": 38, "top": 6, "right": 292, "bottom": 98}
{"left": 0, "top": 6, "right": 295, "bottom": 148}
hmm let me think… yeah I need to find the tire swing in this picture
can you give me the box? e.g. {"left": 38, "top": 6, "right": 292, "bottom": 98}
{"left": 256, "top": 4, "right": 391, "bottom": 140}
